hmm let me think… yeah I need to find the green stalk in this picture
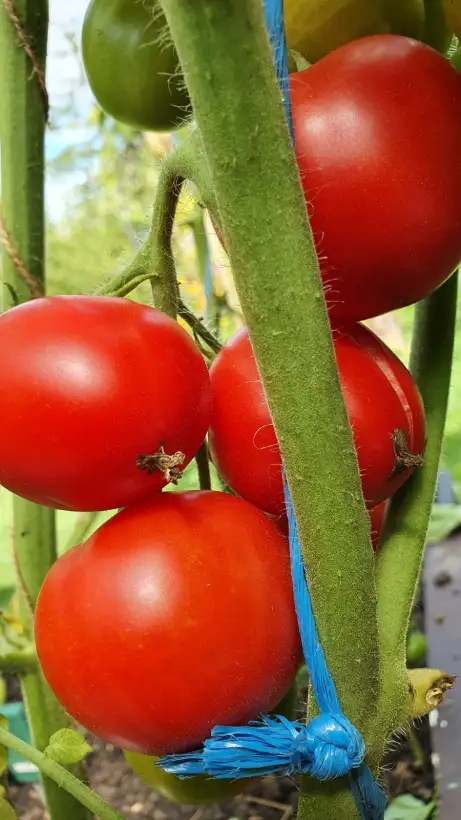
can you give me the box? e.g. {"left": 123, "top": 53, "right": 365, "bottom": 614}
{"left": 0, "top": 3, "right": 90, "bottom": 818}
{"left": 0, "top": 725, "right": 125, "bottom": 820}
{"left": 195, "top": 440, "right": 212, "bottom": 491}
{"left": 160, "top": 1, "right": 380, "bottom": 817}
{"left": 0, "top": 648, "right": 37, "bottom": 674}
{"left": 376, "top": 274, "right": 458, "bottom": 741}
{"left": 64, "top": 512, "right": 101, "bottom": 552}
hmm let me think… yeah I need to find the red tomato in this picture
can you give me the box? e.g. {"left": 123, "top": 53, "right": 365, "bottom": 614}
{"left": 370, "top": 501, "right": 387, "bottom": 552}
{"left": 0, "top": 297, "right": 211, "bottom": 511}
{"left": 209, "top": 325, "right": 425, "bottom": 516}
{"left": 290, "top": 35, "right": 461, "bottom": 322}
{"left": 35, "top": 491, "right": 301, "bottom": 755}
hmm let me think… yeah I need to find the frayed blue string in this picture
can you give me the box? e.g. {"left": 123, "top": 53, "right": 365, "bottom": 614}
{"left": 159, "top": 4, "right": 386, "bottom": 817}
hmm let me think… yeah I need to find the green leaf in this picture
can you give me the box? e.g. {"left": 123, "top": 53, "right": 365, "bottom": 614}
{"left": 384, "top": 794, "right": 436, "bottom": 820}
{"left": 427, "top": 504, "right": 461, "bottom": 544}
{"left": 0, "top": 797, "right": 18, "bottom": 820}
{"left": 44, "top": 729, "right": 92, "bottom": 766}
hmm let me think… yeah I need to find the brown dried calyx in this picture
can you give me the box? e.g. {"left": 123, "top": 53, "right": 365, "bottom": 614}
{"left": 391, "top": 428, "right": 424, "bottom": 477}
{"left": 136, "top": 445, "right": 185, "bottom": 484}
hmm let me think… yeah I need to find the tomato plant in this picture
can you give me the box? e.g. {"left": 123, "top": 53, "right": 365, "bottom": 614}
{"left": 0, "top": 296, "right": 211, "bottom": 511}
{"left": 209, "top": 324, "right": 425, "bottom": 516}
{"left": 284, "top": 0, "right": 424, "bottom": 64}
{"left": 35, "top": 491, "right": 301, "bottom": 755}
{"left": 82, "top": 0, "right": 190, "bottom": 132}
{"left": 290, "top": 35, "right": 461, "bottom": 323}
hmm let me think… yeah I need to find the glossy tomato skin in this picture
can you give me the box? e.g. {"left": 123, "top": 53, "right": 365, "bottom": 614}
{"left": 35, "top": 491, "right": 301, "bottom": 755}
{"left": 209, "top": 325, "right": 425, "bottom": 516}
{"left": 290, "top": 35, "right": 461, "bottom": 323}
{"left": 82, "top": 0, "right": 189, "bottom": 132}
{"left": 0, "top": 297, "right": 211, "bottom": 511}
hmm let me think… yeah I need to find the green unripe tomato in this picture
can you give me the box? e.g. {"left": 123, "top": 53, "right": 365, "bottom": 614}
{"left": 124, "top": 752, "right": 258, "bottom": 804}
{"left": 284, "top": 0, "right": 424, "bottom": 65}
{"left": 125, "top": 679, "right": 298, "bottom": 804}
{"left": 82, "top": 0, "right": 190, "bottom": 132}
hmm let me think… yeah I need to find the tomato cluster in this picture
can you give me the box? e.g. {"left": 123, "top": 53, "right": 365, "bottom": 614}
{"left": 3, "top": 6, "right": 460, "bottom": 805}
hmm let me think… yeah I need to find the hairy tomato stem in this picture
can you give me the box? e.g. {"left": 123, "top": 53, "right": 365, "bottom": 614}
{"left": 376, "top": 273, "right": 458, "bottom": 744}
{"left": 160, "top": 1, "right": 381, "bottom": 816}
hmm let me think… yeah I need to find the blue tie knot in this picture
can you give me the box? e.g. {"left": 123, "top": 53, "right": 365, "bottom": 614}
{"left": 294, "top": 713, "right": 365, "bottom": 780}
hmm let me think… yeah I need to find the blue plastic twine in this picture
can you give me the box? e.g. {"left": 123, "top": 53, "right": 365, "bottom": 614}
{"left": 159, "top": 4, "right": 386, "bottom": 818}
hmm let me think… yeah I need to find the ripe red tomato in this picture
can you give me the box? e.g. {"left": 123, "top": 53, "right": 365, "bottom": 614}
{"left": 0, "top": 297, "right": 211, "bottom": 511}
{"left": 209, "top": 324, "right": 425, "bottom": 516}
{"left": 370, "top": 501, "right": 387, "bottom": 552}
{"left": 290, "top": 35, "right": 461, "bottom": 322}
{"left": 35, "top": 491, "right": 301, "bottom": 755}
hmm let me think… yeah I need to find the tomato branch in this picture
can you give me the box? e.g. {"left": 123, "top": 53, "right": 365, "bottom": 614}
{"left": 0, "top": 648, "right": 37, "bottom": 674}
{"left": 376, "top": 272, "right": 458, "bottom": 741}
{"left": 160, "top": 1, "right": 381, "bottom": 817}
{"left": 97, "top": 136, "right": 222, "bottom": 356}
{"left": 0, "top": 725, "right": 126, "bottom": 820}
{"left": 0, "top": 3, "right": 91, "bottom": 819}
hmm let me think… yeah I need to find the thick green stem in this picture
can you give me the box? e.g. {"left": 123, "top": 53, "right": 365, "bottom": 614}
{"left": 0, "top": 726, "right": 125, "bottom": 820}
{"left": 0, "top": 3, "right": 90, "bottom": 818}
{"left": 0, "top": 648, "right": 37, "bottom": 674}
{"left": 160, "top": 1, "right": 380, "bottom": 816}
{"left": 376, "top": 274, "right": 458, "bottom": 741}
